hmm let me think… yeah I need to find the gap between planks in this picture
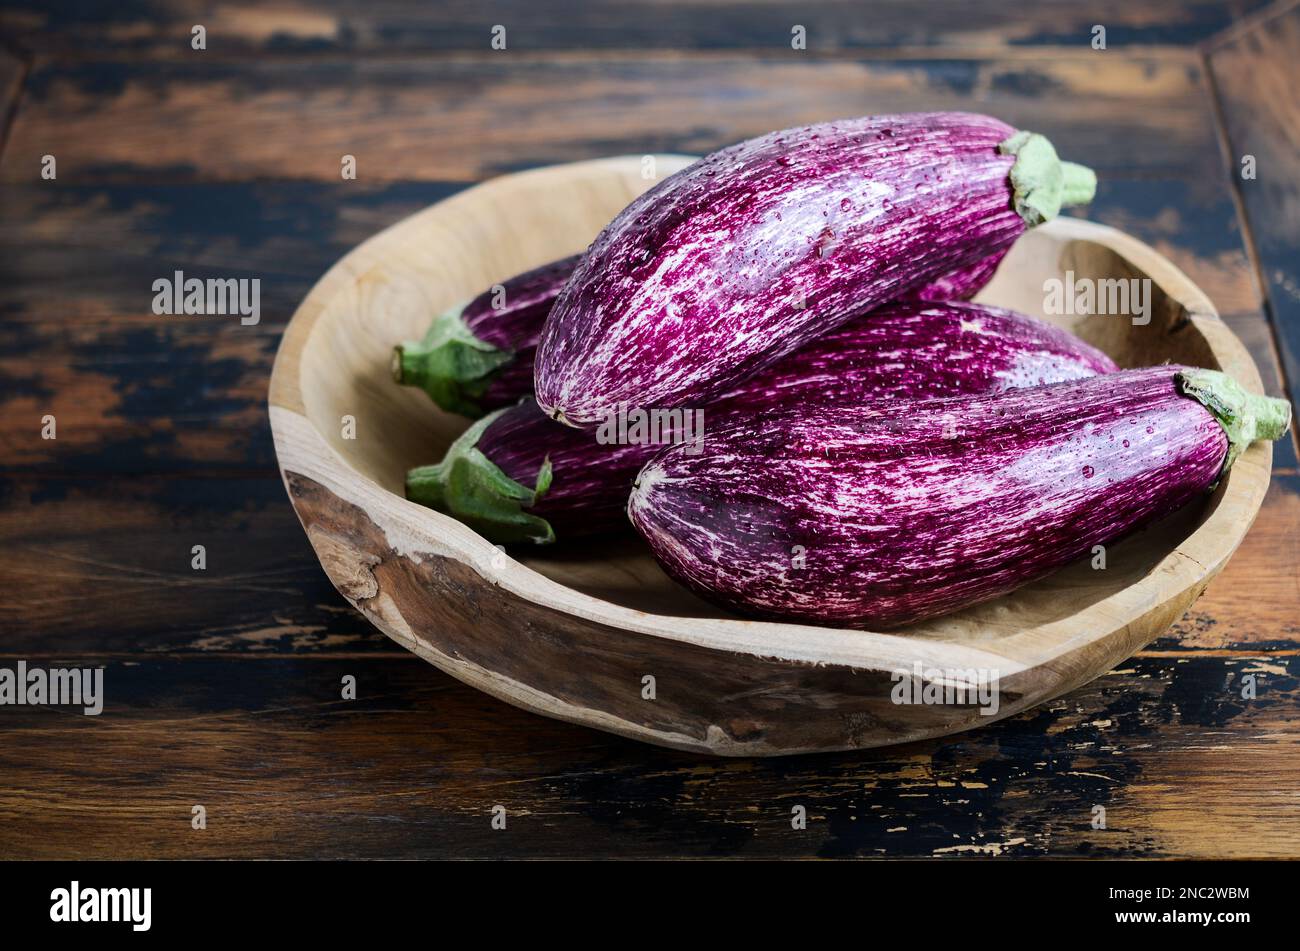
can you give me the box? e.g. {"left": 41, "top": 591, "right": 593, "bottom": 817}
{"left": 0, "top": 46, "right": 30, "bottom": 165}
{"left": 1200, "top": 28, "right": 1300, "bottom": 461}
{"left": 1200, "top": 0, "right": 1300, "bottom": 51}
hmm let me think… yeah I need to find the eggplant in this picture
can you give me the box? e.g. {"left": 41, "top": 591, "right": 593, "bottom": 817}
{"left": 407, "top": 398, "right": 646, "bottom": 545}
{"left": 913, "top": 249, "right": 1006, "bottom": 302}
{"left": 627, "top": 366, "right": 1291, "bottom": 629}
{"left": 407, "top": 301, "right": 1118, "bottom": 543}
{"left": 535, "top": 112, "right": 1096, "bottom": 427}
{"left": 393, "top": 248, "right": 1009, "bottom": 418}
{"left": 393, "top": 254, "right": 580, "bottom": 416}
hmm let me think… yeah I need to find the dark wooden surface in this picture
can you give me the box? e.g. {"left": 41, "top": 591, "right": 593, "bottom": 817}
{"left": 0, "top": 1, "right": 1297, "bottom": 859}
{"left": 1207, "top": 6, "right": 1300, "bottom": 412}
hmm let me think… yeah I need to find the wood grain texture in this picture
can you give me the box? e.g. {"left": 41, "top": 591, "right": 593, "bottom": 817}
{"left": 0, "top": 651, "right": 1294, "bottom": 859}
{"left": 0, "top": 44, "right": 24, "bottom": 157}
{"left": 0, "top": 181, "right": 455, "bottom": 473}
{"left": 0, "top": 475, "right": 382, "bottom": 655}
{"left": 0, "top": 54, "right": 1226, "bottom": 184}
{"left": 1207, "top": 1, "right": 1300, "bottom": 418}
{"left": 0, "top": 1, "right": 1271, "bottom": 58}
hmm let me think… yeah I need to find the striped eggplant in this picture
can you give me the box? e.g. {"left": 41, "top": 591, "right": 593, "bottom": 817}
{"left": 393, "top": 248, "right": 1010, "bottom": 417}
{"left": 534, "top": 111, "right": 1097, "bottom": 427}
{"left": 407, "top": 301, "right": 1117, "bottom": 543}
{"left": 627, "top": 366, "right": 1291, "bottom": 629}
{"left": 914, "top": 249, "right": 1006, "bottom": 302}
{"left": 393, "top": 254, "right": 580, "bottom": 416}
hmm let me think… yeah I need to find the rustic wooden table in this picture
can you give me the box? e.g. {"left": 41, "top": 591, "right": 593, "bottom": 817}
{"left": 0, "top": 1, "right": 1297, "bottom": 859}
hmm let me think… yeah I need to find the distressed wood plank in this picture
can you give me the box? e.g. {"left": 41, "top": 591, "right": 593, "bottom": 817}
{"left": 0, "top": 474, "right": 1295, "bottom": 656}
{"left": 0, "top": 651, "right": 1294, "bottom": 859}
{"left": 0, "top": 44, "right": 24, "bottom": 156}
{"left": 1207, "top": 2, "right": 1300, "bottom": 416}
{"left": 0, "top": 321, "right": 282, "bottom": 472}
{"left": 1170, "top": 474, "right": 1300, "bottom": 647}
{"left": 0, "top": 54, "right": 1224, "bottom": 184}
{"left": 0, "top": 475, "right": 380, "bottom": 655}
{"left": 0, "top": 1, "right": 1271, "bottom": 58}
{"left": 0, "top": 181, "right": 456, "bottom": 319}
{"left": 0, "top": 181, "right": 455, "bottom": 473}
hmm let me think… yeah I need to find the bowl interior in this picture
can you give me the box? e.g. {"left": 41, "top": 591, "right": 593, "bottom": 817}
{"left": 293, "top": 156, "right": 1237, "bottom": 639}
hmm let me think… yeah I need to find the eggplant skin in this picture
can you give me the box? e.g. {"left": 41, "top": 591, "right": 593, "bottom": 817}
{"left": 442, "top": 302, "right": 1117, "bottom": 540}
{"left": 716, "top": 300, "right": 1116, "bottom": 409}
{"left": 628, "top": 366, "right": 1230, "bottom": 629}
{"left": 399, "top": 246, "right": 1008, "bottom": 416}
{"left": 461, "top": 256, "right": 579, "bottom": 351}
{"left": 461, "top": 255, "right": 581, "bottom": 409}
{"left": 911, "top": 250, "right": 1005, "bottom": 302}
{"left": 535, "top": 112, "right": 1085, "bottom": 426}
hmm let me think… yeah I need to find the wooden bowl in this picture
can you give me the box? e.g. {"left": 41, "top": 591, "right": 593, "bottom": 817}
{"left": 269, "top": 156, "right": 1274, "bottom": 756}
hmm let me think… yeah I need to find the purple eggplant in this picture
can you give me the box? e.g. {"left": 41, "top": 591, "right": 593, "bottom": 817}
{"left": 393, "top": 254, "right": 581, "bottom": 416}
{"left": 407, "top": 301, "right": 1117, "bottom": 543}
{"left": 392, "top": 248, "right": 1009, "bottom": 417}
{"left": 627, "top": 367, "right": 1291, "bottom": 629}
{"left": 912, "top": 249, "right": 1006, "bottom": 302}
{"left": 534, "top": 112, "right": 1096, "bottom": 427}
